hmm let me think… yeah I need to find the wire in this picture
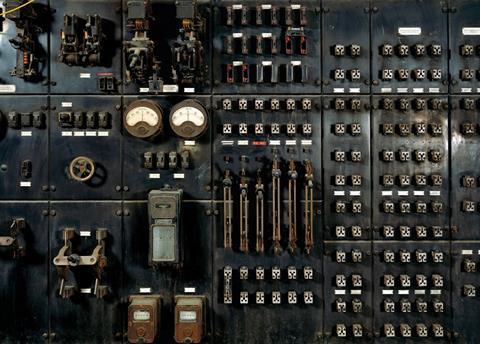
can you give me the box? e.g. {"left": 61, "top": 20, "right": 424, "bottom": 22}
{"left": 0, "top": 0, "right": 35, "bottom": 17}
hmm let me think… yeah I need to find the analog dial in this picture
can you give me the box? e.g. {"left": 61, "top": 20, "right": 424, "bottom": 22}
{"left": 124, "top": 100, "right": 164, "bottom": 138}
{"left": 169, "top": 100, "right": 208, "bottom": 139}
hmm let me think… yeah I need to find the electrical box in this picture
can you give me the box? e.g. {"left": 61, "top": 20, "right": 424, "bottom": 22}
{"left": 127, "top": 295, "right": 162, "bottom": 344}
{"left": 174, "top": 295, "right": 206, "bottom": 343}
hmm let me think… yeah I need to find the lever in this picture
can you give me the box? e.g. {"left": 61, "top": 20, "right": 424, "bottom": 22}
{"left": 239, "top": 169, "right": 249, "bottom": 252}
{"left": 304, "top": 160, "right": 314, "bottom": 254}
{"left": 272, "top": 157, "right": 282, "bottom": 255}
{"left": 287, "top": 160, "right": 298, "bottom": 254}
{"left": 223, "top": 170, "right": 233, "bottom": 249}
{"left": 0, "top": 218, "right": 26, "bottom": 258}
{"left": 255, "top": 173, "right": 264, "bottom": 253}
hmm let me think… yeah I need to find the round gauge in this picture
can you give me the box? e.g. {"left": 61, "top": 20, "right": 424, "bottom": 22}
{"left": 124, "top": 100, "right": 164, "bottom": 139}
{"left": 169, "top": 100, "right": 208, "bottom": 139}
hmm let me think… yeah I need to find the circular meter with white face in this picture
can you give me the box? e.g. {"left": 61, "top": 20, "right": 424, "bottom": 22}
{"left": 169, "top": 100, "right": 208, "bottom": 139}
{"left": 124, "top": 100, "right": 164, "bottom": 139}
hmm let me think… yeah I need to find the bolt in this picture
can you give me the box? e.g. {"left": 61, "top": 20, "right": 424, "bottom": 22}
{"left": 50, "top": 210, "right": 56, "bottom": 216}
{"left": 123, "top": 186, "right": 129, "bottom": 191}
{"left": 50, "top": 185, "right": 56, "bottom": 191}
{"left": 42, "top": 210, "right": 49, "bottom": 216}
{"left": 115, "top": 210, "right": 122, "bottom": 216}
{"left": 115, "top": 185, "right": 122, "bottom": 191}
{"left": 0, "top": 164, "right": 7, "bottom": 172}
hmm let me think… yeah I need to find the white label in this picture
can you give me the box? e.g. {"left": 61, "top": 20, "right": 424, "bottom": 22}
{"left": 291, "top": 61, "right": 301, "bottom": 66}
{"left": 139, "top": 287, "right": 152, "bottom": 293}
{"left": 86, "top": 131, "right": 97, "bottom": 137}
{"left": 61, "top": 131, "right": 73, "bottom": 137}
{"left": 80, "top": 288, "right": 92, "bottom": 294}
{"left": 232, "top": 4, "right": 243, "bottom": 9}
{"left": 233, "top": 32, "right": 243, "bottom": 38}
{"left": 261, "top": 4, "right": 272, "bottom": 9}
{"left": 261, "top": 32, "right": 272, "bottom": 38}
{"left": 262, "top": 61, "right": 272, "bottom": 66}
{"left": 174, "top": 173, "right": 185, "bottom": 179}
{"left": 184, "top": 287, "right": 196, "bottom": 293}
{"left": 429, "top": 88, "right": 440, "bottom": 93}
{"left": 0, "top": 85, "right": 16, "bottom": 93}
{"left": 80, "top": 73, "right": 91, "bottom": 79}
{"left": 301, "top": 140, "right": 312, "bottom": 146}
{"left": 477, "top": 88, "right": 480, "bottom": 93}
{"left": 98, "top": 131, "right": 109, "bottom": 137}
{"left": 333, "top": 88, "right": 345, "bottom": 93}
{"left": 62, "top": 102, "right": 73, "bottom": 108}
{"left": 221, "top": 140, "right": 234, "bottom": 146}
{"left": 382, "top": 290, "right": 394, "bottom": 295}
{"left": 462, "top": 250, "right": 473, "bottom": 255}
{"left": 149, "top": 173, "right": 161, "bottom": 179}
{"left": 233, "top": 61, "right": 244, "bottom": 66}
{"left": 413, "top": 88, "right": 424, "bottom": 93}
{"left": 381, "top": 88, "right": 392, "bottom": 93}
{"left": 140, "top": 87, "right": 150, "bottom": 93}
{"left": 334, "top": 289, "right": 346, "bottom": 295}
{"left": 350, "top": 191, "right": 361, "bottom": 196}
{"left": 285, "top": 140, "right": 297, "bottom": 146}
{"left": 349, "top": 88, "right": 361, "bottom": 93}
{"left": 20, "top": 181, "right": 31, "bottom": 187}
{"left": 398, "top": 27, "right": 422, "bottom": 35}
{"left": 269, "top": 140, "right": 281, "bottom": 146}
{"left": 334, "top": 191, "right": 345, "bottom": 196}
{"left": 73, "top": 131, "right": 85, "bottom": 137}
{"left": 351, "top": 290, "right": 362, "bottom": 295}
{"left": 238, "top": 140, "right": 249, "bottom": 146}
{"left": 398, "top": 290, "right": 409, "bottom": 295}
{"left": 21, "top": 131, "right": 32, "bottom": 137}
{"left": 163, "top": 85, "right": 179, "bottom": 93}
{"left": 397, "top": 88, "right": 409, "bottom": 93}
{"left": 461, "top": 88, "right": 473, "bottom": 93}
{"left": 291, "top": 4, "right": 301, "bottom": 9}
{"left": 184, "top": 140, "right": 196, "bottom": 146}
{"left": 430, "top": 190, "right": 441, "bottom": 196}
{"left": 414, "top": 289, "right": 426, "bottom": 295}
{"left": 430, "top": 289, "right": 442, "bottom": 295}
{"left": 184, "top": 87, "right": 195, "bottom": 93}
{"left": 80, "top": 231, "right": 91, "bottom": 237}
{"left": 382, "top": 191, "right": 393, "bottom": 196}
{"left": 414, "top": 190, "right": 425, "bottom": 196}
{"left": 398, "top": 191, "right": 409, "bottom": 196}
{"left": 463, "top": 27, "right": 480, "bottom": 35}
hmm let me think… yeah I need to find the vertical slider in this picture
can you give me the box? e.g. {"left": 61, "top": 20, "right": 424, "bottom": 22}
{"left": 271, "top": 6, "right": 278, "bottom": 26}
{"left": 285, "top": 33, "right": 293, "bottom": 55}
{"left": 241, "top": 35, "right": 248, "bottom": 55}
{"left": 255, "top": 174, "right": 265, "bottom": 253}
{"left": 242, "top": 63, "right": 249, "bottom": 83}
{"left": 256, "top": 35, "right": 263, "bottom": 54}
{"left": 256, "top": 5, "right": 263, "bottom": 25}
{"left": 241, "top": 6, "right": 248, "bottom": 25}
{"left": 300, "top": 33, "right": 307, "bottom": 55}
{"left": 256, "top": 63, "right": 264, "bottom": 83}
{"left": 239, "top": 170, "right": 249, "bottom": 252}
{"left": 226, "top": 6, "right": 233, "bottom": 26}
{"left": 226, "top": 64, "right": 234, "bottom": 83}
{"left": 225, "top": 36, "right": 233, "bottom": 55}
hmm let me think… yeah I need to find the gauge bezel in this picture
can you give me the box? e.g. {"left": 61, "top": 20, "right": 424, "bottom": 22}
{"left": 124, "top": 99, "right": 164, "bottom": 139}
{"left": 168, "top": 99, "right": 208, "bottom": 139}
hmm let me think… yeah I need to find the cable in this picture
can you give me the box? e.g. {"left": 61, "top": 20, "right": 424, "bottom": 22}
{"left": 0, "top": 0, "right": 35, "bottom": 17}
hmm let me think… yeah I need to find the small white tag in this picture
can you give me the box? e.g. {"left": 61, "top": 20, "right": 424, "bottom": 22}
{"left": 184, "top": 87, "right": 195, "bottom": 93}
{"left": 233, "top": 32, "right": 243, "bottom": 38}
{"left": 334, "top": 191, "right": 345, "bottom": 196}
{"left": 163, "top": 85, "right": 179, "bottom": 93}
{"left": 285, "top": 140, "right": 297, "bottom": 146}
{"left": 80, "top": 288, "right": 92, "bottom": 294}
{"left": 430, "top": 190, "right": 441, "bottom": 196}
{"left": 290, "top": 61, "right": 301, "bottom": 66}
{"left": 463, "top": 27, "right": 480, "bottom": 35}
{"left": 350, "top": 191, "right": 361, "bottom": 196}
{"left": 174, "top": 173, "right": 185, "bottom": 179}
{"left": 398, "top": 27, "right": 422, "bottom": 35}
{"left": 461, "top": 88, "right": 473, "bottom": 93}
{"left": 261, "top": 32, "right": 272, "bottom": 38}
{"left": 237, "top": 140, "right": 249, "bottom": 146}
{"left": 397, "top": 88, "right": 408, "bottom": 93}
{"left": 414, "top": 190, "right": 425, "bottom": 196}
{"left": 139, "top": 287, "right": 151, "bottom": 293}
{"left": 398, "top": 191, "right": 409, "bottom": 196}
{"left": 301, "top": 140, "right": 312, "bottom": 146}
{"left": 462, "top": 250, "right": 473, "bottom": 255}
{"left": 382, "top": 290, "right": 394, "bottom": 295}
{"left": 269, "top": 140, "right": 281, "bottom": 146}
{"left": 334, "top": 289, "right": 346, "bottom": 295}
{"left": 62, "top": 102, "right": 73, "bottom": 108}
{"left": 232, "top": 4, "right": 243, "bottom": 9}
{"left": 415, "top": 289, "right": 426, "bottom": 295}
{"left": 333, "top": 88, "right": 345, "bottom": 93}
{"left": 21, "top": 131, "right": 32, "bottom": 137}
{"left": 382, "top": 191, "right": 393, "bottom": 196}
{"left": 429, "top": 88, "right": 440, "bottom": 93}
{"left": 62, "top": 131, "right": 73, "bottom": 137}
{"left": 85, "top": 131, "right": 97, "bottom": 137}
{"left": 413, "top": 88, "right": 424, "bottom": 93}
{"left": 262, "top": 61, "right": 272, "bottom": 66}
{"left": 80, "top": 73, "right": 91, "bottom": 79}
{"left": 291, "top": 4, "right": 301, "bottom": 9}
{"left": 381, "top": 88, "right": 392, "bottom": 93}
{"left": 0, "top": 85, "right": 16, "bottom": 93}
{"left": 98, "top": 131, "right": 109, "bottom": 137}
{"left": 430, "top": 289, "right": 442, "bottom": 295}
{"left": 349, "top": 88, "right": 360, "bottom": 93}
{"left": 184, "top": 140, "right": 196, "bottom": 146}
{"left": 398, "top": 290, "right": 409, "bottom": 295}
{"left": 73, "top": 131, "right": 85, "bottom": 137}
{"left": 233, "top": 61, "right": 244, "bottom": 66}
{"left": 351, "top": 290, "right": 362, "bottom": 295}
{"left": 221, "top": 140, "right": 234, "bottom": 146}
{"left": 184, "top": 287, "right": 196, "bottom": 293}
{"left": 261, "top": 4, "right": 272, "bottom": 9}
{"left": 20, "top": 181, "right": 31, "bottom": 187}
{"left": 80, "top": 231, "right": 91, "bottom": 237}
{"left": 140, "top": 87, "right": 150, "bottom": 93}
{"left": 149, "top": 173, "right": 160, "bottom": 179}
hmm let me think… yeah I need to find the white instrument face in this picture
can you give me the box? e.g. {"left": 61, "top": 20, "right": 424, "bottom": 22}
{"left": 169, "top": 100, "right": 208, "bottom": 139}
{"left": 124, "top": 100, "right": 164, "bottom": 138}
